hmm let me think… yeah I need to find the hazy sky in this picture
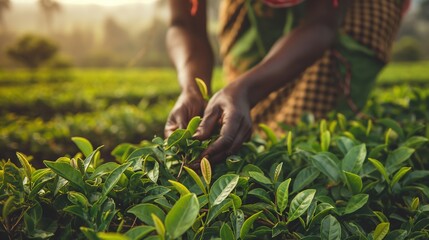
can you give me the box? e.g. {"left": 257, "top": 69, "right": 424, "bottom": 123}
{"left": 14, "top": 0, "right": 158, "bottom": 6}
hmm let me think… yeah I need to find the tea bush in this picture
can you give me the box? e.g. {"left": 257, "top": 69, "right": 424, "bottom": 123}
{"left": 1, "top": 110, "right": 428, "bottom": 239}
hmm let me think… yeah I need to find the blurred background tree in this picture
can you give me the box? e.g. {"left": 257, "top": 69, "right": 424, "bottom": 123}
{"left": 7, "top": 34, "right": 58, "bottom": 68}
{"left": 38, "top": 0, "right": 61, "bottom": 33}
{"left": 0, "top": 0, "right": 11, "bottom": 31}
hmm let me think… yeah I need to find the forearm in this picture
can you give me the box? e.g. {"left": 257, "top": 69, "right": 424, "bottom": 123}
{"left": 167, "top": 25, "right": 214, "bottom": 95}
{"left": 235, "top": 21, "right": 337, "bottom": 107}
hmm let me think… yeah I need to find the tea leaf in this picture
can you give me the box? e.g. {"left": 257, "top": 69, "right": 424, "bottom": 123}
{"left": 166, "top": 129, "right": 192, "bottom": 149}
{"left": 187, "top": 116, "right": 202, "bottom": 135}
{"left": 16, "top": 152, "right": 33, "bottom": 182}
{"left": 379, "top": 118, "right": 404, "bottom": 139}
{"left": 151, "top": 214, "right": 165, "bottom": 240}
{"left": 341, "top": 144, "right": 366, "bottom": 174}
{"left": 259, "top": 123, "right": 278, "bottom": 145}
{"left": 320, "top": 215, "right": 341, "bottom": 240}
{"left": 195, "top": 77, "right": 209, "bottom": 101}
{"left": 276, "top": 178, "right": 291, "bottom": 213}
{"left": 209, "top": 174, "right": 239, "bottom": 206}
{"left": 207, "top": 199, "right": 233, "bottom": 224}
{"left": 2, "top": 196, "right": 16, "bottom": 219}
{"left": 44, "top": 161, "right": 86, "bottom": 192}
{"left": 390, "top": 167, "right": 411, "bottom": 187}
{"left": 410, "top": 197, "right": 419, "bottom": 211}
{"left": 128, "top": 203, "right": 165, "bottom": 226}
{"left": 293, "top": 167, "right": 320, "bottom": 193}
{"left": 249, "top": 171, "right": 272, "bottom": 185}
{"left": 165, "top": 193, "right": 199, "bottom": 239}
{"left": 311, "top": 153, "right": 341, "bottom": 182}
{"left": 386, "top": 147, "right": 415, "bottom": 174}
{"left": 200, "top": 157, "right": 212, "bottom": 186}
{"left": 83, "top": 146, "right": 103, "bottom": 172}
{"left": 240, "top": 211, "right": 263, "bottom": 239}
{"left": 273, "top": 162, "right": 283, "bottom": 183}
{"left": 220, "top": 223, "right": 234, "bottom": 240}
{"left": 102, "top": 162, "right": 132, "bottom": 197}
{"left": 168, "top": 180, "right": 191, "bottom": 196}
{"left": 373, "top": 222, "right": 390, "bottom": 240}
{"left": 80, "top": 227, "right": 98, "bottom": 240}
{"left": 321, "top": 130, "right": 331, "bottom": 152}
{"left": 373, "top": 211, "right": 388, "bottom": 223}
{"left": 336, "top": 137, "right": 356, "bottom": 155}
{"left": 337, "top": 113, "right": 347, "bottom": 130}
{"left": 344, "top": 194, "right": 369, "bottom": 215}
{"left": 71, "top": 137, "right": 93, "bottom": 158}
{"left": 343, "top": 171, "right": 363, "bottom": 194}
{"left": 366, "top": 119, "right": 373, "bottom": 136}
{"left": 288, "top": 189, "right": 316, "bottom": 223}
{"left": 368, "top": 158, "right": 390, "bottom": 184}
{"left": 401, "top": 136, "right": 428, "bottom": 149}
{"left": 97, "top": 232, "right": 130, "bottom": 240}
{"left": 320, "top": 119, "right": 328, "bottom": 133}
{"left": 184, "top": 166, "right": 207, "bottom": 194}
{"left": 287, "top": 131, "right": 293, "bottom": 155}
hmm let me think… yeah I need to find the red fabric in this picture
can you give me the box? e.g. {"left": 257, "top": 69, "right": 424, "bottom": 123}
{"left": 263, "top": 0, "right": 305, "bottom": 7}
{"left": 190, "top": 0, "right": 198, "bottom": 16}
{"left": 263, "top": 0, "right": 339, "bottom": 8}
{"left": 402, "top": 0, "right": 411, "bottom": 16}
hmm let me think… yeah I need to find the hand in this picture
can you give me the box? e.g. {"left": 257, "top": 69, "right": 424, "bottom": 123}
{"left": 165, "top": 91, "right": 206, "bottom": 137}
{"left": 193, "top": 82, "right": 253, "bottom": 163}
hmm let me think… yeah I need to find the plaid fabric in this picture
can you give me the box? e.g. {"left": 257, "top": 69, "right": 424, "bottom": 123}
{"left": 251, "top": 51, "right": 339, "bottom": 133}
{"left": 342, "top": 0, "right": 404, "bottom": 62}
{"left": 219, "top": 0, "right": 404, "bottom": 132}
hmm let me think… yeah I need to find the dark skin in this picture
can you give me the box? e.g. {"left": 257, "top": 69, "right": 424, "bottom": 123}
{"left": 165, "top": 0, "right": 350, "bottom": 163}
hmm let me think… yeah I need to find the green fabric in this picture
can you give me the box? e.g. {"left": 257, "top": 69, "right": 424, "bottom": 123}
{"left": 335, "top": 38, "right": 385, "bottom": 116}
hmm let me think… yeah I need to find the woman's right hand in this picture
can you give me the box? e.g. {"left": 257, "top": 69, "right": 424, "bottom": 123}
{"left": 164, "top": 91, "right": 206, "bottom": 137}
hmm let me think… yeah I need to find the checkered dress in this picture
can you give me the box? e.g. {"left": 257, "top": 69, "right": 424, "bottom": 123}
{"left": 219, "top": 0, "right": 405, "bottom": 133}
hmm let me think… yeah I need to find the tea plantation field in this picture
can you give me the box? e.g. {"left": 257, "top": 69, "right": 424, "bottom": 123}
{"left": 0, "top": 62, "right": 428, "bottom": 163}
{"left": 0, "top": 62, "right": 429, "bottom": 239}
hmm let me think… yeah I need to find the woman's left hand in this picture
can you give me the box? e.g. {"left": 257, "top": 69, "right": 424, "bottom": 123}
{"left": 193, "top": 82, "right": 253, "bottom": 163}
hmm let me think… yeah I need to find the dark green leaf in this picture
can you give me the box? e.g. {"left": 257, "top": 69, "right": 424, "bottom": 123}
{"left": 240, "top": 211, "right": 263, "bottom": 239}
{"left": 341, "top": 144, "right": 366, "bottom": 174}
{"left": 293, "top": 167, "right": 320, "bottom": 193}
{"left": 277, "top": 178, "right": 291, "bottom": 213}
{"left": 344, "top": 194, "right": 369, "bottom": 215}
{"left": 209, "top": 174, "right": 239, "bottom": 206}
{"left": 249, "top": 171, "right": 272, "bottom": 185}
{"left": 343, "top": 171, "right": 362, "bottom": 194}
{"left": 220, "top": 223, "right": 234, "bottom": 240}
{"left": 128, "top": 203, "right": 166, "bottom": 226}
{"left": 102, "top": 162, "right": 132, "bottom": 197}
{"left": 320, "top": 215, "right": 341, "bottom": 240}
{"left": 44, "top": 161, "right": 86, "bottom": 192}
{"left": 386, "top": 147, "right": 414, "bottom": 174}
{"left": 288, "top": 189, "right": 316, "bottom": 223}
{"left": 379, "top": 118, "right": 404, "bottom": 139}
{"left": 311, "top": 153, "right": 341, "bottom": 182}
{"left": 165, "top": 193, "right": 199, "bottom": 239}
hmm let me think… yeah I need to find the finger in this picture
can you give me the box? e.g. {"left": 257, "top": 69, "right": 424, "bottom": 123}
{"left": 193, "top": 106, "right": 221, "bottom": 140}
{"left": 164, "top": 125, "right": 177, "bottom": 138}
{"left": 175, "top": 113, "right": 188, "bottom": 130}
{"left": 164, "top": 117, "right": 178, "bottom": 137}
{"left": 202, "top": 112, "right": 243, "bottom": 157}
{"left": 227, "top": 125, "right": 252, "bottom": 155}
{"left": 207, "top": 151, "right": 227, "bottom": 164}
